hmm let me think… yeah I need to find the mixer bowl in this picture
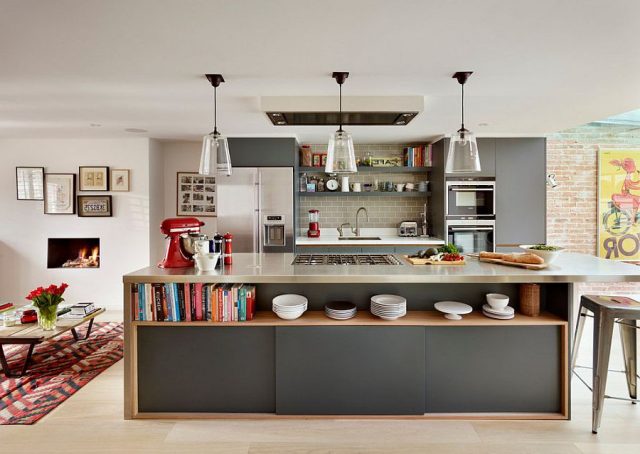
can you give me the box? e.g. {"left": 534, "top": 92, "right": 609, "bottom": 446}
{"left": 180, "top": 233, "right": 207, "bottom": 257}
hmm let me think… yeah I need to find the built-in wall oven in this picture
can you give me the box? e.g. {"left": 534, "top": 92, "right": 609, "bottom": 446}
{"left": 446, "top": 179, "right": 495, "bottom": 218}
{"left": 446, "top": 219, "right": 495, "bottom": 254}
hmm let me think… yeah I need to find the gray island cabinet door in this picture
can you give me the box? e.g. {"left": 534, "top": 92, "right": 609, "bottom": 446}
{"left": 425, "top": 326, "right": 561, "bottom": 413}
{"left": 137, "top": 326, "right": 275, "bottom": 413}
{"left": 276, "top": 326, "right": 425, "bottom": 415}
{"left": 495, "top": 138, "right": 546, "bottom": 250}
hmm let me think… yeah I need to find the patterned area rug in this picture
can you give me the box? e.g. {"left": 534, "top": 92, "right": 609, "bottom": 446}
{"left": 0, "top": 321, "right": 123, "bottom": 424}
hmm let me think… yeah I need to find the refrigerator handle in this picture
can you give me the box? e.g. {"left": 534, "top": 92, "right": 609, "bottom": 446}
{"left": 254, "top": 172, "right": 262, "bottom": 254}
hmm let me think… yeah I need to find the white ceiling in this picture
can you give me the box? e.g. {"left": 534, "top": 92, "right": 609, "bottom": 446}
{"left": 1, "top": 0, "right": 640, "bottom": 143}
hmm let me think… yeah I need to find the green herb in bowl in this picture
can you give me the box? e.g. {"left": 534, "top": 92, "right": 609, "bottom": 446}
{"left": 527, "top": 244, "right": 561, "bottom": 251}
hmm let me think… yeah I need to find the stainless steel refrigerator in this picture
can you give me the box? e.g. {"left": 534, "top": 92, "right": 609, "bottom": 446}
{"left": 216, "top": 167, "right": 294, "bottom": 253}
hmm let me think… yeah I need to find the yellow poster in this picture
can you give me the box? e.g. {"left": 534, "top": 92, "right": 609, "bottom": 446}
{"left": 599, "top": 149, "right": 640, "bottom": 260}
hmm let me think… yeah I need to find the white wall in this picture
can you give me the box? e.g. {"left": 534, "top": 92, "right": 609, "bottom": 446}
{"left": 160, "top": 140, "right": 218, "bottom": 236}
{"left": 148, "top": 139, "right": 166, "bottom": 265}
{"left": 0, "top": 138, "right": 151, "bottom": 312}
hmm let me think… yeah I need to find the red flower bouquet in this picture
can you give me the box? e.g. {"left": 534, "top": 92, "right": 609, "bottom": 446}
{"left": 26, "top": 283, "right": 68, "bottom": 330}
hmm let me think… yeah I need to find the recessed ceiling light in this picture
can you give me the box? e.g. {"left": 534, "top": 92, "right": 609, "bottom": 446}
{"left": 90, "top": 123, "right": 101, "bottom": 127}
{"left": 125, "top": 128, "right": 148, "bottom": 133}
{"left": 478, "top": 122, "right": 489, "bottom": 127}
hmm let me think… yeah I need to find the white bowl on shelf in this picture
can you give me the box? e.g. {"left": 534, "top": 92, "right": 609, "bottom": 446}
{"left": 273, "top": 294, "right": 307, "bottom": 307}
{"left": 273, "top": 307, "right": 305, "bottom": 320}
{"left": 272, "top": 294, "right": 308, "bottom": 320}
{"left": 486, "top": 293, "right": 509, "bottom": 311}
{"left": 519, "top": 245, "right": 564, "bottom": 264}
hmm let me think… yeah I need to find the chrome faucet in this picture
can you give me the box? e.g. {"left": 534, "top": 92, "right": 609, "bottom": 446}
{"left": 353, "top": 207, "right": 369, "bottom": 237}
{"left": 337, "top": 222, "right": 352, "bottom": 237}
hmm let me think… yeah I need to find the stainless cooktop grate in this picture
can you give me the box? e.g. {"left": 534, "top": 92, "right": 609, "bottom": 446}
{"left": 292, "top": 254, "right": 402, "bottom": 266}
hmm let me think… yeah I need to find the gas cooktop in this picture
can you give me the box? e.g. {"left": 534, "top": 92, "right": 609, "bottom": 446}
{"left": 292, "top": 254, "right": 402, "bottom": 266}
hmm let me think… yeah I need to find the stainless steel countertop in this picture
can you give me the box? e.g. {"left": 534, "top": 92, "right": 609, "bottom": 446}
{"left": 124, "top": 252, "right": 640, "bottom": 284}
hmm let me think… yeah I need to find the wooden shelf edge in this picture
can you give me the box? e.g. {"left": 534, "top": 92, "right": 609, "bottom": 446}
{"left": 131, "top": 310, "right": 567, "bottom": 327}
{"left": 299, "top": 191, "right": 430, "bottom": 197}
{"left": 131, "top": 411, "right": 566, "bottom": 420}
{"left": 298, "top": 166, "right": 432, "bottom": 173}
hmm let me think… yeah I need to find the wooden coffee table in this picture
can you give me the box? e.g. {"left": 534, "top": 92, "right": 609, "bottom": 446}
{"left": 0, "top": 308, "right": 105, "bottom": 378}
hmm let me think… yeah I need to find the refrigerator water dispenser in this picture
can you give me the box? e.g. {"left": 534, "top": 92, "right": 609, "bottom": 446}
{"left": 264, "top": 215, "right": 286, "bottom": 247}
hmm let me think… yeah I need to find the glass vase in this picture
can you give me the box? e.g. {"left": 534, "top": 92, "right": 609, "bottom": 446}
{"left": 37, "top": 304, "right": 59, "bottom": 331}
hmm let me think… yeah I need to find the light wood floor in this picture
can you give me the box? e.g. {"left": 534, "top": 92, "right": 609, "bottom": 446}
{"left": 0, "top": 314, "right": 638, "bottom": 453}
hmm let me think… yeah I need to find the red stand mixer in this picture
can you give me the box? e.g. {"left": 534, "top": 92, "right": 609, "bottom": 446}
{"left": 159, "top": 217, "right": 205, "bottom": 268}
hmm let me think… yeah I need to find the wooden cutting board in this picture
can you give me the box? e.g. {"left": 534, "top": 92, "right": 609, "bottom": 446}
{"left": 404, "top": 256, "right": 466, "bottom": 265}
{"left": 478, "top": 257, "right": 548, "bottom": 270}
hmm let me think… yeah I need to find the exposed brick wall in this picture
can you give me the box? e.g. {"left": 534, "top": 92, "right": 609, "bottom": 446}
{"left": 547, "top": 124, "right": 640, "bottom": 295}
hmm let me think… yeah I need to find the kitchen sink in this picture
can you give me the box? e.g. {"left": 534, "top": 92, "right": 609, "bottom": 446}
{"left": 338, "top": 236, "right": 381, "bottom": 240}
{"left": 293, "top": 254, "right": 402, "bottom": 265}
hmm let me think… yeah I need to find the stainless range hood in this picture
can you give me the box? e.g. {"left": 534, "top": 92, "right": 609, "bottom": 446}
{"left": 261, "top": 96, "right": 423, "bottom": 126}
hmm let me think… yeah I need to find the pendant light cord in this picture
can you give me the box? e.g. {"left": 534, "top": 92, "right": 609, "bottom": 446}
{"left": 338, "top": 83, "right": 343, "bottom": 132}
{"left": 460, "top": 82, "right": 465, "bottom": 131}
{"left": 213, "top": 86, "right": 218, "bottom": 135}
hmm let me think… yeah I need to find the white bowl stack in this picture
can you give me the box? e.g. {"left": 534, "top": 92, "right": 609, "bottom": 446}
{"left": 370, "top": 294, "right": 407, "bottom": 320}
{"left": 482, "top": 293, "right": 514, "bottom": 320}
{"left": 272, "top": 294, "right": 308, "bottom": 320}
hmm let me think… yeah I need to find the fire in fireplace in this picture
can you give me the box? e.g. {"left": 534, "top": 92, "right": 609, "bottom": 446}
{"left": 48, "top": 238, "right": 100, "bottom": 269}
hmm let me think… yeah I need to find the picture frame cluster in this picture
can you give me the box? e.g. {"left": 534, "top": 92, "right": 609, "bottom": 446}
{"left": 16, "top": 166, "right": 130, "bottom": 217}
{"left": 177, "top": 172, "right": 216, "bottom": 217}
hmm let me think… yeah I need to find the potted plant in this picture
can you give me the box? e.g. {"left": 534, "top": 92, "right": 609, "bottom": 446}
{"left": 25, "top": 283, "right": 68, "bottom": 330}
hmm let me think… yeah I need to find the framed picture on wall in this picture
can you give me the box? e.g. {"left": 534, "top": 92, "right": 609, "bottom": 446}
{"left": 44, "top": 173, "right": 76, "bottom": 215}
{"left": 16, "top": 166, "right": 44, "bottom": 200}
{"left": 79, "top": 166, "right": 109, "bottom": 191}
{"left": 110, "top": 169, "right": 130, "bottom": 191}
{"left": 77, "top": 195, "right": 113, "bottom": 217}
{"left": 597, "top": 148, "right": 640, "bottom": 261}
{"left": 176, "top": 172, "right": 216, "bottom": 217}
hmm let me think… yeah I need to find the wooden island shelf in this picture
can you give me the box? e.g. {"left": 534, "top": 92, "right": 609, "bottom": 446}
{"left": 123, "top": 252, "right": 640, "bottom": 421}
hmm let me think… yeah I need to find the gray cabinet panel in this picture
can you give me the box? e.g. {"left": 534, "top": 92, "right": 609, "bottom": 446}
{"left": 445, "top": 138, "right": 496, "bottom": 177}
{"left": 276, "top": 326, "right": 425, "bottom": 414}
{"left": 228, "top": 137, "right": 297, "bottom": 167}
{"left": 425, "top": 326, "right": 561, "bottom": 413}
{"left": 495, "top": 138, "right": 546, "bottom": 246}
{"left": 137, "top": 326, "right": 275, "bottom": 413}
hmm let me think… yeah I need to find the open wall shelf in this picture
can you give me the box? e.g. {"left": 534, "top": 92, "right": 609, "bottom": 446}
{"left": 299, "top": 191, "right": 430, "bottom": 197}
{"left": 299, "top": 166, "right": 431, "bottom": 174}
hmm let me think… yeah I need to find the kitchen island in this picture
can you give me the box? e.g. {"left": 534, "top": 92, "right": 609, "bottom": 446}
{"left": 123, "top": 252, "right": 640, "bottom": 420}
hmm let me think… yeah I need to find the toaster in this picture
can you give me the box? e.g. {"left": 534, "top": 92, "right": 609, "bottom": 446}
{"left": 398, "top": 221, "right": 419, "bottom": 237}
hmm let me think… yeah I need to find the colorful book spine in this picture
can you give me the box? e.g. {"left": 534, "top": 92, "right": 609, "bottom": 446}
{"left": 164, "top": 284, "right": 173, "bottom": 321}
{"left": 131, "top": 285, "right": 139, "bottom": 320}
{"left": 152, "top": 284, "right": 164, "bottom": 321}
{"left": 137, "top": 283, "right": 145, "bottom": 321}
{"left": 145, "top": 283, "right": 153, "bottom": 321}
{"left": 184, "top": 283, "right": 191, "bottom": 322}
{"left": 194, "top": 283, "right": 203, "bottom": 321}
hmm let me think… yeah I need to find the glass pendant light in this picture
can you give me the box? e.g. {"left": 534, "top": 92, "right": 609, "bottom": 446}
{"left": 325, "top": 71, "right": 357, "bottom": 174}
{"left": 199, "top": 74, "right": 232, "bottom": 176}
{"left": 445, "top": 71, "right": 481, "bottom": 173}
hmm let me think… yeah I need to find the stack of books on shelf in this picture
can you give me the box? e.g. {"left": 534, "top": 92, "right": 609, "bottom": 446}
{"left": 403, "top": 144, "right": 432, "bottom": 167}
{"left": 132, "top": 283, "right": 256, "bottom": 322}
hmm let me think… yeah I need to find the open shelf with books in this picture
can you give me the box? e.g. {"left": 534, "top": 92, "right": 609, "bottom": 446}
{"left": 131, "top": 282, "right": 256, "bottom": 323}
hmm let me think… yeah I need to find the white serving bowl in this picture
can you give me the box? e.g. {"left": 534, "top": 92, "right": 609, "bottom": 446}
{"left": 273, "top": 307, "right": 306, "bottom": 320}
{"left": 193, "top": 252, "right": 220, "bottom": 271}
{"left": 519, "top": 245, "right": 564, "bottom": 264}
{"left": 486, "top": 293, "right": 510, "bottom": 311}
{"left": 273, "top": 294, "right": 308, "bottom": 309}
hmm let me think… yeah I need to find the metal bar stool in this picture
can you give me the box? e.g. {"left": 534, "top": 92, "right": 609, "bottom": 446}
{"left": 572, "top": 294, "right": 639, "bottom": 433}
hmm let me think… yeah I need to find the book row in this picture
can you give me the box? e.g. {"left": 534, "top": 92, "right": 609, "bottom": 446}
{"left": 403, "top": 144, "right": 432, "bottom": 167}
{"left": 132, "top": 283, "right": 256, "bottom": 322}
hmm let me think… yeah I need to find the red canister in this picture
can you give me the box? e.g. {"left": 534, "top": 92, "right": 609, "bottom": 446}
{"left": 223, "top": 232, "right": 233, "bottom": 265}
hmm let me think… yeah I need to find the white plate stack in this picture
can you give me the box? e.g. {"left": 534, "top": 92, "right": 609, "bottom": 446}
{"left": 272, "top": 294, "right": 308, "bottom": 320}
{"left": 483, "top": 293, "right": 514, "bottom": 320}
{"left": 370, "top": 294, "right": 407, "bottom": 320}
{"left": 482, "top": 304, "right": 515, "bottom": 320}
{"left": 325, "top": 302, "right": 357, "bottom": 320}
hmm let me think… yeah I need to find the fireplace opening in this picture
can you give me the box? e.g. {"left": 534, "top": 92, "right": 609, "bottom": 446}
{"left": 48, "top": 238, "right": 100, "bottom": 269}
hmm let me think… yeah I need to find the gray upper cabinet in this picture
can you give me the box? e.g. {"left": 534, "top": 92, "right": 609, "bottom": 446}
{"left": 495, "top": 138, "right": 546, "bottom": 247}
{"left": 444, "top": 138, "right": 496, "bottom": 177}
{"left": 227, "top": 137, "right": 298, "bottom": 167}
